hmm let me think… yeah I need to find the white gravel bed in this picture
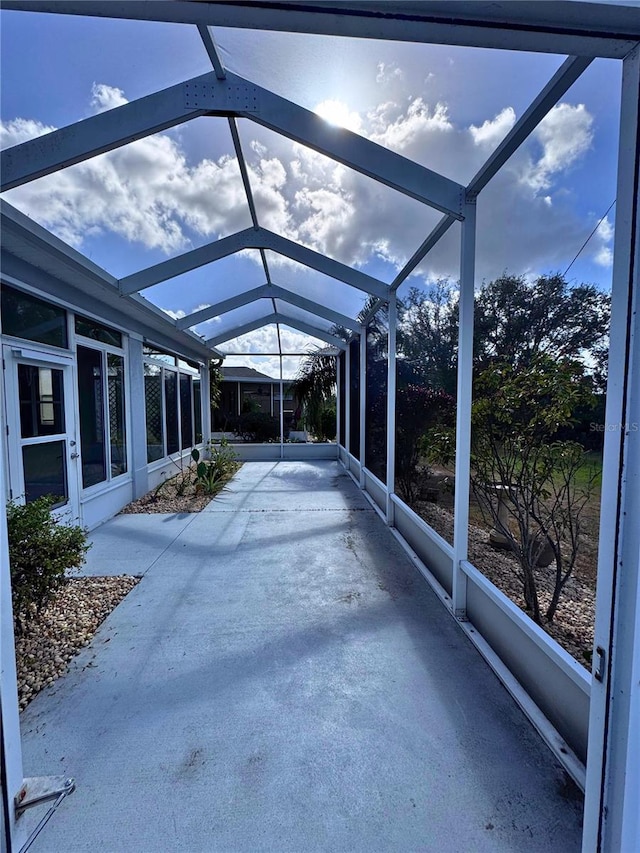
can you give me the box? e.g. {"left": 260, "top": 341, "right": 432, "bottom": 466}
{"left": 14, "top": 575, "right": 139, "bottom": 711}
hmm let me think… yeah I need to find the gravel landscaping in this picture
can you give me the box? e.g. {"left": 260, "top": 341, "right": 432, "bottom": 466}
{"left": 15, "top": 575, "right": 139, "bottom": 710}
{"left": 414, "top": 500, "right": 594, "bottom": 668}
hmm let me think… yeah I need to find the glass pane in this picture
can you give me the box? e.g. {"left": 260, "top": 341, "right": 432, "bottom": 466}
{"left": 338, "top": 352, "right": 346, "bottom": 447}
{"left": 18, "top": 364, "right": 65, "bottom": 438}
{"left": 108, "top": 354, "right": 127, "bottom": 476}
{"left": 77, "top": 345, "right": 106, "bottom": 488}
{"left": 365, "top": 317, "right": 388, "bottom": 481}
{"left": 214, "top": 381, "right": 238, "bottom": 430}
{"left": 177, "top": 358, "right": 199, "bottom": 371}
{"left": 164, "top": 371, "right": 179, "bottom": 455}
{"left": 1, "top": 285, "right": 68, "bottom": 348}
{"left": 144, "top": 363, "right": 164, "bottom": 463}
{"left": 193, "top": 378, "right": 202, "bottom": 445}
{"left": 395, "top": 280, "right": 458, "bottom": 548}
{"left": 180, "top": 373, "right": 193, "bottom": 450}
{"left": 349, "top": 339, "right": 360, "bottom": 458}
{"left": 143, "top": 346, "right": 176, "bottom": 365}
{"left": 75, "top": 315, "right": 122, "bottom": 348}
{"left": 22, "top": 441, "right": 67, "bottom": 506}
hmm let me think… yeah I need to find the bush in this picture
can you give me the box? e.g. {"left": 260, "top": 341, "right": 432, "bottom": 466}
{"left": 7, "top": 496, "right": 90, "bottom": 631}
{"left": 191, "top": 439, "right": 239, "bottom": 494}
{"left": 232, "top": 411, "right": 280, "bottom": 442}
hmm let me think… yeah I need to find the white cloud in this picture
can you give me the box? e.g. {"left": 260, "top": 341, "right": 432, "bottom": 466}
{"left": 376, "top": 62, "right": 404, "bottom": 85}
{"left": 163, "top": 308, "right": 186, "bottom": 321}
{"left": 91, "top": 82, "right": 127, "bottom": 113}
{"left": 470, "top": 107, "right": 516, "bottom": 148}
{"left": 1, "top": 117, "right": 56, "bottom": 146}
{"left": 593, "top": 216, "right": 614, "bottom": 267}
{"left": 521, "top": 103, "right": 594, "bottom": 192}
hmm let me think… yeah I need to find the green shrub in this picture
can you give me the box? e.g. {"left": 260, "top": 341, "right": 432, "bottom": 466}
{"left": 191, "top": 439, "right": 239, "bottom": 494}
{"left": 7, "top": 496, "right": 90, "bottom": 630}
{"left": 232, "top": 412, "right": 279, "bottom": 442}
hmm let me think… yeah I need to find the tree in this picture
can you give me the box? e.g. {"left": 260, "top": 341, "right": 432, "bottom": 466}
{"left": 291, "top": 351, "right": 338, "bottom": 439}
{"left": 398, "top": 273, "right": 610, "bottom": 393}
{"left": 398, "top": 281, "right": 459, "bottom": 396}
{"left": 473, "top": 274, "right": 610, "bottom": 379}
{"left": 467, "top": 356, "right": 598, "bottom": 624}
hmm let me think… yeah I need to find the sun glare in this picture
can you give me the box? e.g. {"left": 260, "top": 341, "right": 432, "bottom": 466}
{"left": 314, "top": 99, "right": 362, "bottom": 132}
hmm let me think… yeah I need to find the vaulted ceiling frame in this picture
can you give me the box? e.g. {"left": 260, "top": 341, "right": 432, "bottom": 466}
{"left": 205, "top": 312, "right": 348, "bottom": 350}
{"left": 176, "top": 283, "right": 360, "bottom": 332}
{"left": 0, "top": 70, "right": 464, "bottom": 217}
{"left": 7, "top": 1, "right": 635, "bottom": 58}
{"left": 119, "top": 226, "right": 388, "bottom": 299}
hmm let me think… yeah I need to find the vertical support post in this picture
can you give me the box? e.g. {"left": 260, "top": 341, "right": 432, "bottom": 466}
{"left": 270, "top": 383, "right": 274, "bottom": 418}
{"left": 386, "top": 294, "right": 397, "bottom": 525}
{"left": 452, "top": 199, "right": 477, "bottom": 619}
{"left": 336, "top": 354, "right": 341, "bottom": 453}
{"left": 128, "top": 336, "right": 149, "bottom": 499}
{"left": 237, "top": 381, "right": 241, "bottom": 417}
{"left": 359, "top": 326, "right": 366, "bottom": 488}
{"left": 345, "top": 345, "right": 351, "bottom": 457}
{"left": 0, "top": 336, "right": 27, "bottom": 851}
{"left": 279, "top": 353, "right": 284, "bottom": 460}
{"left": 201, "top": 361, "right": 212, "bottom": 446}
{"left": 583, "top": 44, "right": 640, "bottom": 853}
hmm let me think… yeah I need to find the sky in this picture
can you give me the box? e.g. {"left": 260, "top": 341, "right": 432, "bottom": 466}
{"left": 0, "top": 7, "right": 632, "bottom": 377}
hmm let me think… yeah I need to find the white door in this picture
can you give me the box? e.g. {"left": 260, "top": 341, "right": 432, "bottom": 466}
{"left": 3, "top": 345, "right": 80, "bottom": 522}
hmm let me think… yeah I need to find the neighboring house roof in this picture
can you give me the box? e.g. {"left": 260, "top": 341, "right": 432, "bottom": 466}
{"left": 220, "top": 366, "right": 281, "bottom": 382}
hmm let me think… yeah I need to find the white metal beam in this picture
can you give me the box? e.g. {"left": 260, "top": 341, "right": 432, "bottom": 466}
{"left": 119, "top": 229, "right": 258, "bottom": 295}
{"left": 176, "top": 284, "right": 272, "bottom": 329}
{"left": 206, "top": 312, "right": 347, "bottom": 350}
{"left": 452, "top": 200, "right": 477, "bottom": 619}
{"left": 384, "top": 54, "right": 595, "bottom": 300}
{"left": 385, "top": 293, "right": 397, "bottom": 525}
{"left": 261, "top": 231, "right": 389, "bottom": 299}
{"left": 119, "top": 226, "right": 389, "bottom": 299}
{"left": 583, "top": 43, "right": 640, "bottom": 853}
{"left": 1, "top": 66, "right": 465, "bottom": 218}
{"left": 197, "top": 24, "right": 226, "bottom": 80}
{"left": 6, "top": 2, "right": 638, "bottom": 58}
{"left": 176, "top": 283, "right": 359, "bottom": 332}
{"left": 197, "top": 70, "right": 464, "bottom": 217}
{"left": 269, "top": 284, "right": 359, "bottom": 331}
{"left": 0, "top": 70, "right": 231, "bottom": 192}
{"left": 467, "top": 55, "right": 593, "bottom": 198}
{"left": 359, "top": 327, "right": 366, "bottom": 487}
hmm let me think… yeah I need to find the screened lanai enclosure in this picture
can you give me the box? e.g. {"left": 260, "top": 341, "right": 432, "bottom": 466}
{"left": 1, "top": 2, "right": 640, "bottom": 851}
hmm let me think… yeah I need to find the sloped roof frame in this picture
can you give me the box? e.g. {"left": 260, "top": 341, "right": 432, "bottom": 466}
{"left": 1, "top": 1, "right": 637, "bottom": 359}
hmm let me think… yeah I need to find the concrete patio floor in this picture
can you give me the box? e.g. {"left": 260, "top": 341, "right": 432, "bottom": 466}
{"left": 20, "top": 461, "right": 583, "bottom": 852}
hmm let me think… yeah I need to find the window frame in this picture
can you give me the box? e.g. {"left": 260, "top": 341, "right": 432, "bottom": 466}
{"left": 74, "top": 329, "right": 130, "bottom": 494}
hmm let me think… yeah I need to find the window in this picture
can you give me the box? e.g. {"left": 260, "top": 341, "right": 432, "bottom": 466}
{"left": 2, "top": 284, "right": 68, "bottom": 348}
{"left": 108, "top": 354, "right": 127, "bottom": 476}
{"left": 180, "top": 373, "right": 193, "bottom": 450}
{"left": 144, "top": 363, "right": 164, "bottom": 463}
{"left": 193, "top": 379, "right": 202, "bottom": 444}
{"left": 77, "top": 344, "right": 128, "bottom": 489}
{"left": 164, "top": 371, "right": 179, "bottom": 455}
{"left": 144, "top": 360, "right": 202, "bottom": 462}
{"left": 75, "top": 315, "right": 122, "bottom": 348}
